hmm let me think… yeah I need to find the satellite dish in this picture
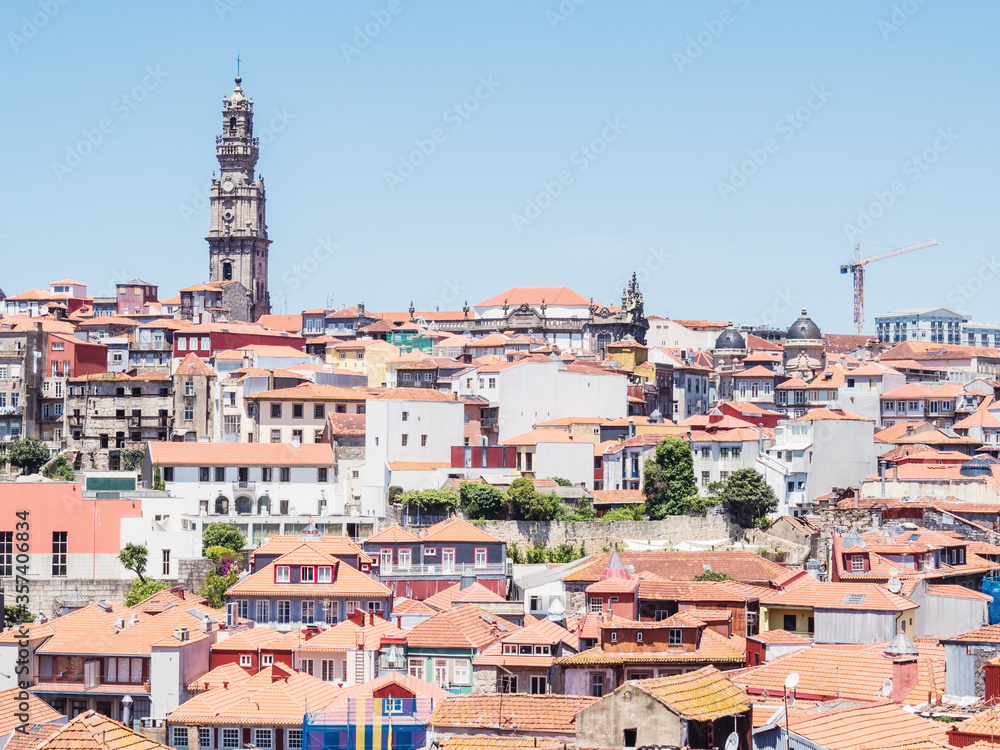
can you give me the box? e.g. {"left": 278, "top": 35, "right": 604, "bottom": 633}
{"left": 784, "top": 672, "right": 800, "bottom": 690}
{"left": 880, "top": 678, "right": 893, "bottom": 697}
{"left": 725, "top": 732, "right": 739, "bottom": 750}
{"left": 888, "top": 576, "right": 902, "bottom": 594}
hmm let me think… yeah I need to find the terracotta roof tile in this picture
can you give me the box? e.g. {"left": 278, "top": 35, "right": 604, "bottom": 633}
{"left": 630, "top": 666, "right": 750, "bottom": 721}
{"left": 229, "top": 555, "right": 390, "bottom": 598}
{"left": 563, "top": 551, "right": 787, "bottom": 585}
{"left": 253, "top": 535, "right": 370, "bottom": 563}
{"left": 294, "top": 615, "right": 404, "bottom": 652}
{"left": 187, "top": 662, "right": 254, "bottom": 691}
{"left": 429, "top": 693, "right": 597, "bottom": 734}
{"left": 148, "top": 442, "right": 334, "bottom": 467}
{"left": 475, "top": 287, "right": 591, "bottom": 308}
{"left": 17, "top": 711, "right": 171, "bottom": 750}
{"left": 172, "top": 352, "right": 216, "bottom": 377}
{"left": 423, "top": 582, "right": 506, "bottom": 611}
{"left": 418, "top": 517, "right": 504, "bottom": 544}
{"left": 787, "top": 702, "right": 950, "bottom": 750}
{"left": 365, "top": 523, "right": 420, "bottom": 544}
{"left": 406, "top": 604, "right": 518, "bottom": 650}
{"left": 436, "top": 737, "right": 562, "bottom": 750}
{"left": 250, "top": 382, "right": 368, "bottom": 401}
{"left": 748, "top": 628, "right": 812, "bottom": 645}
{"left": 590, "top": 489, "right": 645, "bottom": 505}
{"left": 0, "top": 686, "right": 63, "bottom": 736}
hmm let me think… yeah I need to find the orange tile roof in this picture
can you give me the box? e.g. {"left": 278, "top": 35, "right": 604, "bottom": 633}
{"left": 229, "top": 556, "right": 390, "bottom": 598}
{"left": 748, "top": 628, "right": 811, "bottom": 645}
{"left": 0, "top": 686, "right": 63, "bottom": 736}
{"left": 790, "top": 408, "right": 872, "bottom": 422}
{"left": 148, "top": 442, "right": 334, "bottom": 467}
{"left": 256, "top": 314, "right": 303, "bottom": 333}
{"left": 631, "top": 666, "right": 751, "bottom": 720}
{"left": 250, "top": 382, "right": 368, "bottom": 401}
{"left": 253, "top": 534, "right": 371, "bottom": 563}
{"left": 210, "top": 626, "right": 287, "bottom": 652}
{"left": 558, "top": 622, "right": 746, "bottom": 666}
{"left": 943, "top": 622, "right": 1000, "bottom": 641}
{"left": 590, "top": 489, "right": 645, "bottom": 505}
{"left": 294, "top": 615, "right": 404, "bottom": 652}
{"left": 187, "top": 662, "right": 254, "bottom": 691}
{"left": 428, "top": 693, "right": 597, "bottom": 734}
{"left": 371, "top": 387, "right": 456, "bottom": 401}
{"left": 317, "top": 671, "right": 451, "bottom": 711}
{"left": 131, "top": 587, "right": 209, "bottom": 614}
{"left": 365, "top": 523, "right": 419, "bottom": 544}
{"left": 423, "top": 582, "right": 506, "bottom": 611}
{"left": 168, "top": 667, "right": 342, "bottom": 726}
{"left": 436, "top": 738, "right": 562, "bottom": 750}
{"left": 753, "top": 580, "right": 916, "bottom": 612}
{"left": 563, "top": 551, "right": 787, "bottom": 585}
{"left": 949, "top": 710, "right": 1000, "bottom": 742}
{"left": 69, "top": 370, "right": 170, "bottom": 383}
{"left": 17, "top": 711, "right": 172, "bottom": 750}
{"left": 475, "top": 287, "right": 591, "bottom": 308}
{"left": 880, "top": 340, "right": 1000, "bottom": 362}
{"left": 733, "top": 365, "right": 778, "bottom": 379}
{"left": 173, "top": 352, "right": 216, "bottom": 377}
{"left": 925, "top": 584, "right": 993, "bottom": 601}
{"left": 502, "top": 429, "right": 580, "bottom": 446}
{"left": 406, "top": 604, "right": 518, "bottom": 650}
{"left": 391, "top": 597, "right": 438, "bottom": 616}
{"left": 776, "top": 376, "right": 810, "bottom": 389}
{"left": 734, "top": 644, "right": 944, "bottom": 704}
{"left": 637, "top": 578, "right": 772, "bottom": 604}
{"left": 785, "top": 701, "right": 950, "bottom": 750}
{"left": 418, "top": 517, "right": 504, "bottom": 544}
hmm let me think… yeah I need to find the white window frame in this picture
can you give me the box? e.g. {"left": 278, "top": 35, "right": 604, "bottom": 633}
{"left": 286, "top": 730, "right": 303, "bottom": 750}
{"left": 261, "top": 654, "right": 274, "bottom": 666}
{"left": 318, "top": 566, "right": 332, "bottom": 583}
{"left": 222, "top": 730, "right": 241, "bottom": 750}
{"left": 173, "top": 728, "right": 190, "bottom": 748}
{"left": 300, "top": 566, "right": 315, "bottom": 583}
{"left": 253, "top": 729, "right": 273, "bottom": 750}
{"left": 453, "top": 659, "right": 469, "bottom": 684}
{"left": 474, "top": 548, "right": 487, "bottom": 569}
{"left": 276, "top": 565, "right": 290, "bottom": 583}
{"left": 239, "top": 654, "right": 251, "bottom": 667}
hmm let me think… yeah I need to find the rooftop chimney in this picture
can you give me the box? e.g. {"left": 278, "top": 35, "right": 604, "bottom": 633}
{"left": 201, "top": 615, "right": 213, "bottom": 633}
{"left": 892, "top": 657, "right": 919, "bottom": 702}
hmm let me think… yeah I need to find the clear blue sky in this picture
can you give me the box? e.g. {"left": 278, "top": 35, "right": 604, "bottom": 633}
{"left": 2, "top": 0, "right": 997, "bottom": 333}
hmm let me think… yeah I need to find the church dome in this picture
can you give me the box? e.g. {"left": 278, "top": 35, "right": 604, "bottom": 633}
{"left": 714, "top": 322, "right": 746, "bottom": 351}
{"left": 786, "top": 308, "right": 822, "bottom": 341}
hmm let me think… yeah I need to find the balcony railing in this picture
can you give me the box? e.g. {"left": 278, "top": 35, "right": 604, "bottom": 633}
{"left": 379, "top": 657, "right": 407, "bottom": 671}
{"left": 34, "top": 674, "right": 149, "bottom": 692}
{"left": 377, "top": 562, "right": 506, "bottom": 577}
{"left": 233, "top": 481, "right": 256, "bottom": 492}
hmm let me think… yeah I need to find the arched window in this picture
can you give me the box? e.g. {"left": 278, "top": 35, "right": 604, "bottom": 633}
{"left": 257, "top": 496, "right": 271, "bottom": 515}
{"left": 229, "top": 116, "right": 237, "bottom": 132}
{"left": 235, "top": 496, "right": 252, "bottom": 515}
{"left": 215, "top": 496, "right": 229, "bottom": 515}
{"left": 222, "top": 262, "right": 233, "bottom": 281}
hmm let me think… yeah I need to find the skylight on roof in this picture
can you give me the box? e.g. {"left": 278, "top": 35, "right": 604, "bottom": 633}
{"left": 842, "top": 594, "right": 867, "bottom": 605}
{"left": 908, "top": 534, "right": 920, "bottom": 541}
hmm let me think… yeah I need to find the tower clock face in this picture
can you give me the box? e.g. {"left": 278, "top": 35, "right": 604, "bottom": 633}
{"left": 223, "top": 210, "right": 234, "bottom": 222}
{"left": 222, "top": 178, "right": 234, "bottom": 192}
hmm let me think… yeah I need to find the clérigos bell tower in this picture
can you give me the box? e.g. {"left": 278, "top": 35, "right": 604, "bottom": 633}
{"left": 206, "top": 75, "right": 270, "bottom": 321}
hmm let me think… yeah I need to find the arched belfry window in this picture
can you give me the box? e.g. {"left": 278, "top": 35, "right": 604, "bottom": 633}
{"left": 229, "top": 116, "right": 237, "bottom": 132}
{"left": 222, "top": 262, "right": 233, "bottom": 281}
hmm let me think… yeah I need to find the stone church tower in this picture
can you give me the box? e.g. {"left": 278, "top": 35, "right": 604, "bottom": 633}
{"left": 206, "top": 77, "right": 270, "bottom": 321}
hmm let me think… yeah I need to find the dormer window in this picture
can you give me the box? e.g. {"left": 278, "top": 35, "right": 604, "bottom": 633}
{"left": 503, "top": 644, "right": 517, "bottom": 655}
{"left": 850, "top": 554, "right": 865, "bottom": 572}
{"left": 276, "top": 565, "right": 290, "bottom": 583}
{"left": 300, "top": 566, "right": 315, "bottom": 583}
{"left": 318, "top": 566, "right": 332, "bottom": 583}
{"left": 668, "top": 629, "right": 682, "bottom": 645}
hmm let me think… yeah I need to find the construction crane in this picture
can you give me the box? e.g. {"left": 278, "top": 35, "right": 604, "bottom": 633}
{"left": 840, "top": 239, "right": 939, "bottom": 335}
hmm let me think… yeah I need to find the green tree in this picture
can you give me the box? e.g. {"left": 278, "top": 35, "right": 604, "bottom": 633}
{"left": 568, "top": 498, "right": 596, "bottom": 522}
{"left": 601, "top": 504, "right": 647, "bottom": 521}
{"left": 398, "top": 488, "right": 460, "bottom": 513}
{"left": 551, "top": 477, "right": 572, "bottom": 487}
{"left": 152, "top": 463, "right": 166, "bottom": 491}
{"left": 202, "top": 523, "right": 246, "bottom": 554}
{"left": 199, "top": 571, "right": 239, "bottom": 609}
{"left": 387, "top": 485, "right": 403, "bottom": 504}
{"left": 460, "top": 481, "right": 506, "bottom": 520}
{"left": 4, "top": 604, "right": 34, "bottom": 627}
{"left": 121, "top": 447, "right": 145, "bottom": 471}
{"left": 9, "top": 437, "right": 50, "bottom": 475}
{"left": 506, "top": 478, "right": 564, "bottom": 521}
{"left": 508, "top": 542, "right": 524, "bottom": 564}
{"left": 717, "top": 468, "right": 779, "bottom": 527}
{"left": 642, "top": 437, "right": 699, "bottom": 519}
{"left": 119, "top": 543, "right": 150, "bottom": 584}
{"left": 525, "top": 542, "right": 548, "bottom": 564}
{"left": 693, "top": 569, "right": 733, "bottom": 582}
{"left": 125, "top": 578, "right": 170, "bottom": 607}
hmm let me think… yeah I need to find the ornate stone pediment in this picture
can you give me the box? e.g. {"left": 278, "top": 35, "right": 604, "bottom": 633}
{"left": 507, "top": 303, "right": 545, "bottom": 325}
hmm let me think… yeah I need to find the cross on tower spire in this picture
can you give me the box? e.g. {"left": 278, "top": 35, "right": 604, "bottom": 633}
{"left": 236, "top": 52, "right": 241, "bottom": 78}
